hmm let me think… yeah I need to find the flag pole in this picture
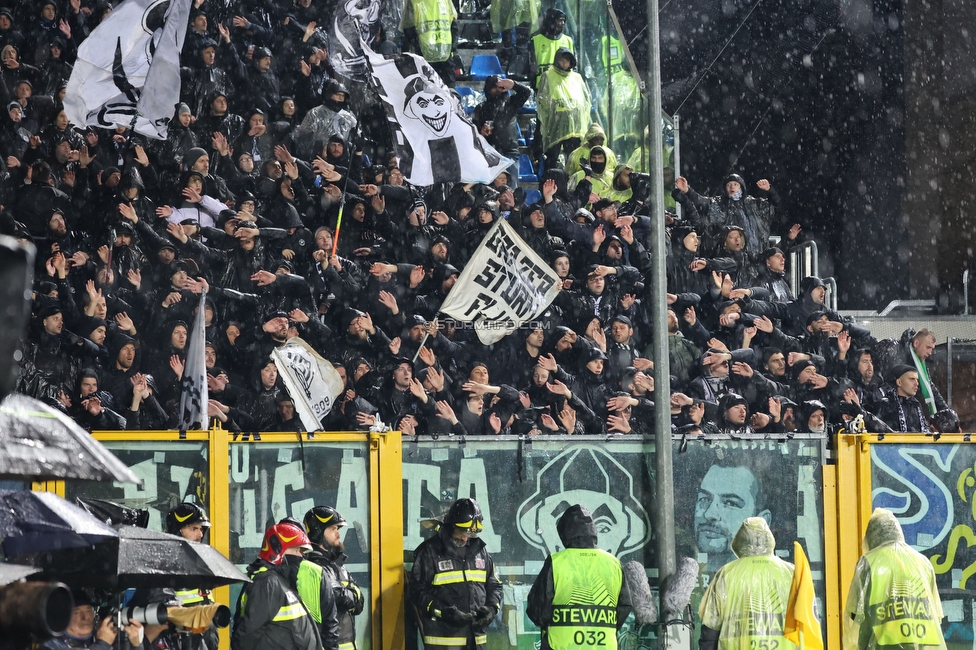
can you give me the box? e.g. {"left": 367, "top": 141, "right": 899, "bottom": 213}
{"left": 330, "top": 131, "right": 360, "bottom": 258}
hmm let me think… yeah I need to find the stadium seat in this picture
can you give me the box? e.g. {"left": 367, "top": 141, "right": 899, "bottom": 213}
{"left": 522, "top": 189, "right": 542, "bottom": 205}
{"left": 518, "top": 154, "right": 538, "bottom": 183}
{"left": 455, "top": 85, "right": 476, "bottom": 115}
{"left": 516, "top": 122, "right": 526, "bottom": 146}
{"left": 469, "top": 54, "right": 504, "bottom": 81}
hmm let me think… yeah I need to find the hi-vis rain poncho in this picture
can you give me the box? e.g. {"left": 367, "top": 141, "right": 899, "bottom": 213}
{"left": 843, "top": 509, "right": 946, "bottom": 650}
{"left": 536, "top": 49, "right": 591, "bottom": 151}
{"left": 698, "top": 517, "right": 797, "bottom": 650}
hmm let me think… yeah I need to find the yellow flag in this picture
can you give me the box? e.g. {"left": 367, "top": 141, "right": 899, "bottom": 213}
{"left": 784, "top": 541, "right": 824, "bottom": 650}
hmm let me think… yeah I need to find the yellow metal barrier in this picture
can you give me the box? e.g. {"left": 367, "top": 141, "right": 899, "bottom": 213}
{"left": 33, "top": 426, "right": 404, "bottom": 650}
{"left": 832, "top": 433, "right": 976, "bottom": 650}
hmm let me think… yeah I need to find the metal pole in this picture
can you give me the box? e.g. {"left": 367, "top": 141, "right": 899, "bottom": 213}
{"left": 644, "top": 0, "right": 676, "bottom": 599}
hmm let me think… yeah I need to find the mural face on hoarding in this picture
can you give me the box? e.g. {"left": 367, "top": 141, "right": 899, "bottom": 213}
{"left": 515, "top": 446, "right": 651, "bottom": 557}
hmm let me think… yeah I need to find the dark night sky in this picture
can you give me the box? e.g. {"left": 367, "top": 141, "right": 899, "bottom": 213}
{"left": 617, "top": 0, "right": 908, "bottom": 308}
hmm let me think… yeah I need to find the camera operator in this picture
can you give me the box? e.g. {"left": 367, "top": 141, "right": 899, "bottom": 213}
{"left": 39, "top": 590, "right": 141, "bottom": 650}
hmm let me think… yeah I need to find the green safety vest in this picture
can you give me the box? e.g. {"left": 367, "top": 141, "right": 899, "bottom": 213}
{"left": 408, "top": 0, "right": 457, "bottom": 63}
{"left": 548, "top": 548, "right": 621, "bottom": 650}
{"left": 700, "top": 556, "right": 796, "bottom": 650}
{"left": 599, "top": 35, "right": 625, "bottom": 73}
{"left": 865, "top": 546, "right": 942, "bottom": 647}
{"left": 174, "top": 588, "right": 208, "bottom": 606}
{"left": 296, "top": 560, "right": 324, "bottom": 623}
{"left": 531, "top": 33, "right": 574, "bottom": 85}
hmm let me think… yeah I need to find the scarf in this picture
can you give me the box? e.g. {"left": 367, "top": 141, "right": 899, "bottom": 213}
{"left": 896, "top": 394, "right": 928, "bottom": 432}
{"left": 910, "top": 348, "right": 937, "bottom": 415}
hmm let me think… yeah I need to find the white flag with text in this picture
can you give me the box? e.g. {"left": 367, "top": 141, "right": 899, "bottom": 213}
{"left": 271, "top": 338, "right": 344, "bottom": 432}
{"left": 439, "top": 220, "right": 561, "bottom": 345}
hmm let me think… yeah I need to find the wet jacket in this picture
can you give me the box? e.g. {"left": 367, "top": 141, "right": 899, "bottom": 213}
{"left": 536, "top": 49, "right": 590, "bottom": 150}
{"left": 698, "top": 518, "right": 795, "bottom": 650}
{"left": 527, "top": 505, "right": 632, "bottom": 650}
{"left": 307, "top": 547, "right": 365, "bottom": 650}
{"left": 843, "top": 509, "right": 945, "bottom": 650}
{"left": 232, "top": 559, "right": 324, "bottom": 650}
{"left": 409, "top": 529, "right": 503, "bottom": 649}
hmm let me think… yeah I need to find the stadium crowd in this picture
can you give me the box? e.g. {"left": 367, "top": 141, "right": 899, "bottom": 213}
{"left": 4, "top": 0, "right": 959, "bottom": 437}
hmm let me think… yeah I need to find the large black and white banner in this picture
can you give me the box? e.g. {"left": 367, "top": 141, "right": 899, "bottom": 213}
{"left": 329, "top": 0, "right": 382, "bottom": 82}
{"left": 271, "top": 337, "right": 344, "bottom": 431}
{"left": 439, "top": 220, "right": 561, "bottom": 345}
{"left": 364, "top": 43, "right": 513, "bottom": 186}
{"left": 178, "top": 291, "right": 209, "bottom": 430}
{"left": 64, "top": 0, "right": 190, "bottom": 139}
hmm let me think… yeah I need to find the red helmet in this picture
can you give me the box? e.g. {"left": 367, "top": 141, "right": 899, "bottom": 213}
{"left": 258, "top": 522, "right": 312, "bottom": 564}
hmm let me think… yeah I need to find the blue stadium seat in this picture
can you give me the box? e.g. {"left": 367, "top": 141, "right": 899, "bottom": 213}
{"left": 516, "top": 122, "right": 526, "bottom": 146}
{"left": 469, "top": 54, "right": 504, "bottom": 81}
{"left": 518, "top": 153, "right": 538, "bottom": 183}
{"left": 454, "top": 85, "right": 476, "bottom": 115}
{"left": 522, "top": 189, "right": 542, "bottom": 205}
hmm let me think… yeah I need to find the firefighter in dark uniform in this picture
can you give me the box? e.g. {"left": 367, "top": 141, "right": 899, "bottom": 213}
{"left": 303, "top": 506, "right": 365, "bottom": 650}
{"left": 526, "top": 505, "right": 632, "bottom": 650}
{"left": 166, "top": 502, "right": 219, "bottom": 650}
{"left": 232, "top": 522, "right": 339, "bottom": 650}
{"left": 410, "top": 498, "right": 503, "bottom": 650}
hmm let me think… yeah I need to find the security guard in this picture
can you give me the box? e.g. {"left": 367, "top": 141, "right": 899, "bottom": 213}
{"left": 529, "top": 9, "right": 574, "bottom": 89}
{"left": 698, "top": 517, "right": 797, "bottom": 650}
{"left": 233, "top": 522, "right": 338, "bottom": 650}
{"left": 843, "top": 508, "right": 945, "bottom": 650}
{"left": 410, "top": 498, "right": 502, "bottom": 650}
{"left": 166, "top": 502, "right": 219, "bottom": 650}
{"left": 527, "top": 505, "right": 632, "bottom": 650}
{"left": 304, "top": 506, "right": 365, "bottom": 650}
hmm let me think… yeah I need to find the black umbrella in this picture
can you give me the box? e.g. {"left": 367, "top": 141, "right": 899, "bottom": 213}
{"left": 0, "top": 393, "right": 141, "bottom": 484}
{"left": 75, "top": 497, "right": 150, "bottom": 528}
{"left": 23, "top": 526, "right": 250, "bottom": 590}
{"left": 0, "top": 490, "right": 120, "bottom": 557}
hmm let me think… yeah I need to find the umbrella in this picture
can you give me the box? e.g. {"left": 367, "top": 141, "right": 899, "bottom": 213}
{"left": 23, "top": 526, "right": 250, "bottom": 590}
{"left": 75, "top": 497, "right": 150, "bottom": 528}
{"left": 0, "top": 393, "right": 142, "bottom": 484}
{"left": 0, "top": 490, "right": 120, "bottom": 557}
{"left": 0, "top": 563, "right": 39, "bottom": 587}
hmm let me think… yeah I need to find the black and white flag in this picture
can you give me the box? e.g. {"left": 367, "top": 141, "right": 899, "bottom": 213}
{"left": 178, "top": 291, "right": 209, "bottom": 430}
{"left": 363, "top": 42, "right": 513, "bottom": 186}
{"left": 329, "top": 0, "right": 382, "bottom": 82}
{"left": 64, "top": 0, "right": 191, "bottom": 139}
{"left": 439, "top": 219, "right": 561, "bottom": 345}
{"left": 271, "top": 338, "right": 344, "bottom": 432}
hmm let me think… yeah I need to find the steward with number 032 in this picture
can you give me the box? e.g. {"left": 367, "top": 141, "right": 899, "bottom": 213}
{"left": 527, "top": 504, "right": 632, "bottom": 650}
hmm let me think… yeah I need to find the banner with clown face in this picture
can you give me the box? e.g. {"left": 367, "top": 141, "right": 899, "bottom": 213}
{"left": 363, "top": 43, "right": 513, "bottom": 186}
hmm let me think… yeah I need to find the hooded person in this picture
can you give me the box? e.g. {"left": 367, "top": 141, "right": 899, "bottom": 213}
{"left": 528, "top": 9, "right": 573, "bottom": 89}
{"left": 409, "top": 498, "right": 503, "bottom": 650}
{"left": 565, "top": 123, "right": 618, "bottom": 177}
{"left": 698, "top": 517, "right": 795, "bottom": 650}
{"left": 292, "top": 78, "right": 358, "bottom": 160}
{"left": 843, "top": 509, "right": 945, "bottom": 650}
{"left": 536, "top": 47, "right": 590, "bottom": 172}
{"left": 568, "top": 146, "right": 617, "bottom": 203}
{"left": 526, "top": 505, "right": 633, "bottom": 650}
{"left": 672, "top": 172, "right": 779, "bottom": 258}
